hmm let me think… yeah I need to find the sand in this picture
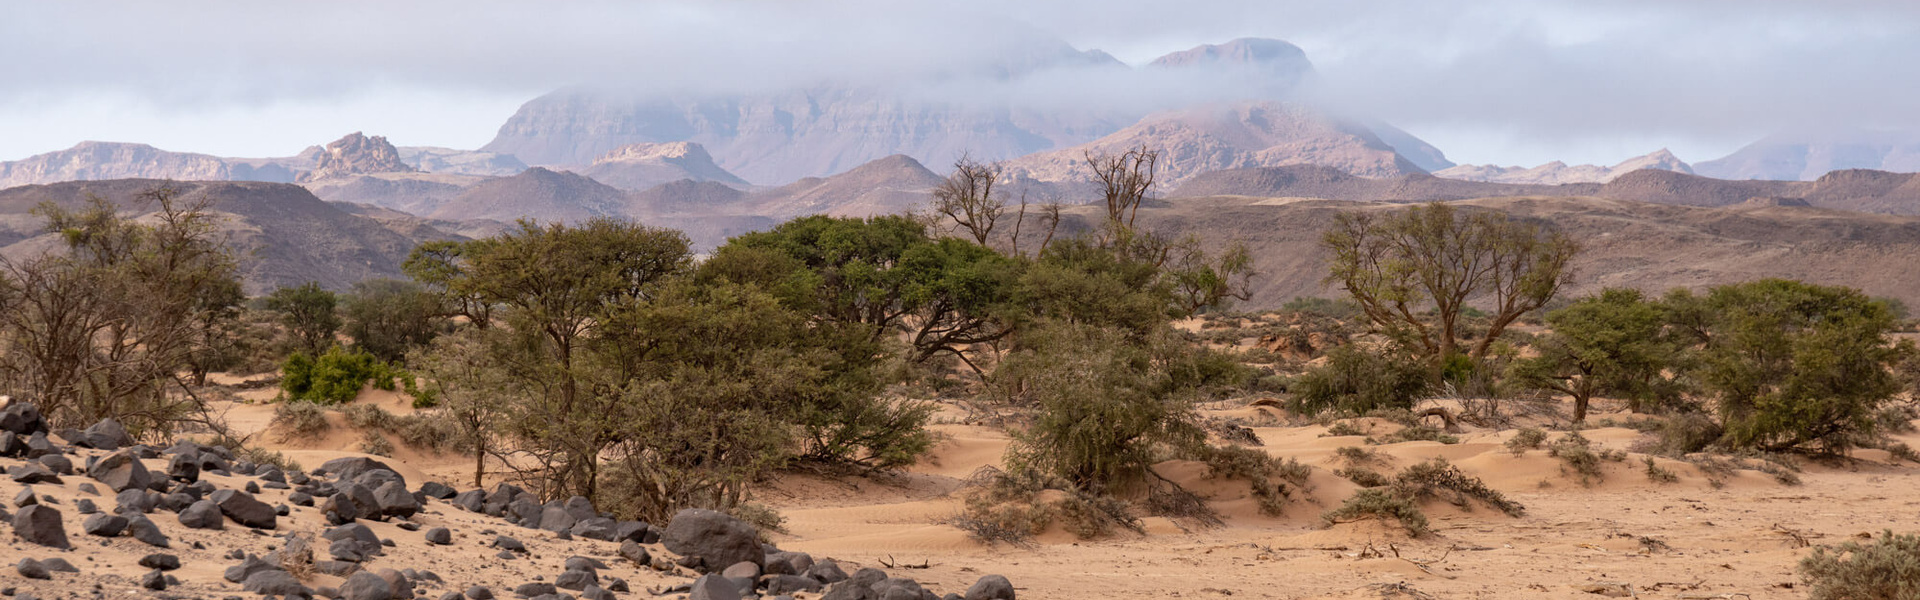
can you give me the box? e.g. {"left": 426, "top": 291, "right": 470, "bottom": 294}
{"left": 5, "top": 390, "right": 1916, "bottom": 599}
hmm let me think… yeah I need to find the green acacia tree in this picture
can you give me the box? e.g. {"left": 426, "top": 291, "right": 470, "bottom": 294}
{"left": 1508, "top": 288, "right": 1675, "bottom": 422}
{"left": 1681, "top": 279, "right": 1904, "bottom": 453}
{"left": 341, "top": 278, "right": 449, "bottom": 362}
{"left": 266, "top": 282, "right": 341, "bottom": 356}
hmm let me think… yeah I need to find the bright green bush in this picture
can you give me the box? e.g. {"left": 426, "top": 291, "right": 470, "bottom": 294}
{"left": 280, "top": 346, "right": 402, "bottom": 405}
{"left": 1799, "top": 530, "right": 1920, "bottom": 600}
{"left": 1289, "top": 345, "right": 1429, "bottom": 416}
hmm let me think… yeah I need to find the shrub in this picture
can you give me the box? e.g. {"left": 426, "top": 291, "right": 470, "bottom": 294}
{"left": 1391, "top": 458, "right": 1524, "bottom": 517}
{"left": 280, "top": 347, "right": 402, "bottom": 405}
{"left": 1642, "top": 458, "right": 1678, "bottom": 484}
{"left": 728, "top": 503, "right": 789, "bottom": 538}
{"left": 340, "top": 403, "right": 397, "bottom": 431}
{"left": 953, "top": 467, "right": 1143, "bottom": 544}
{"left": 1198, "top": 445, "right": 1313, "bottom": 517}
{"left": 269, "top": 401, "right": 330, "bottom": 442}
{"left": 1323, "top": 421, "right": 1368, "bottom": 437}
{"left": 1799, "top": 530, "right": 1920, "bottom": 600}
{"left": 1322, "top": 489, "right": 1430, "bottom": 537}
{"left": 1888, "top": 442, "right": 1920, "bottom": 465}
{"left": 1369, "top": 424, "right": 1460, "bottom": 445}
{"left": 1334, "top": 446, "right": 1388, "bottom": 467}
{"left": 1289, "top": 345, "right": 1430, "bottom": 416}
{"left": 357, "top": 432, "right": 394, "bottom": 457}
{"left": 1505, "top": 428, "right": 1548, "bottom": 455}
{"left": 1337, "top": 467, "right": 1392, "bottom": 488}
{"left": 1547, "top": 432, "right": 1626, "bottom": 486}
{"left": 1644, "top": 412, "right": 1723, "bottom": 456}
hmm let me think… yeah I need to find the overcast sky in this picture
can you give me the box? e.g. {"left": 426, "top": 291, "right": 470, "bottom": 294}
{"left": 4, "top": 0, "right": 1918, "bottom": 167}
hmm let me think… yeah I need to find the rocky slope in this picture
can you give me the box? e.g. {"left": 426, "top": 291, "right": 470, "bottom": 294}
{"left": 1437, "top": 149, "right": 1692, "bottom": 184}
{"left": 1063, "top": 194, "right": 1920, "bottom": 309}
{"left": 0, "top": 142, "right": 235, "bottom": 188}
{"left": 303, "top": 173, "right": 488, "bottom": 216}
{"left": 1174, "top": 163, "right": 1920, "bottom": 215}
{"left": 1696, "top": 129, "right": 1920, "bottom": 181}
{"left": 0, "top": 180, "right": 450, "bottom": 293}
{"left": 581, "top": 142, "right": 747, "bottom": 191}
{"left": 298, "top": 133, "right": 418, "bottom": 183}
{"left": 1007, "top": 101, "right": 1426, "bottom": 187}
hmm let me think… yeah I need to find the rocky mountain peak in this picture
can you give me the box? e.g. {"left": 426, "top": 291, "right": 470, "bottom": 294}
{"left": 297, "top": 132, "right": 416, "bottom": 183}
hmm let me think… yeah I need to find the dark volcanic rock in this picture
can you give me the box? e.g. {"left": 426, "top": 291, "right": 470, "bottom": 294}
{"left": 87, "top": 449, "right": 152, "bottom": 492}
{"left": 965, "top": 575, "right": 1015, "bottom": 600}
{"left": 12, "top": 504, "right": 69, "bottom": 549}
{"left": 177, "top": 500, "right": 224, "bottom": 530}
{"left": 83, "top": 512, "right": 128, "bottom": 537}
{"left": 662, "top": 508, "right": 765, "bottom": 571}
{"left": 211, "top": 488, "right": 277, "bottom": 529}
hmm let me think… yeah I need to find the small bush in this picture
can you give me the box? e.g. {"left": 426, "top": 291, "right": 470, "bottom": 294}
{"left": 1548, "top": 431, "right": 1624, "bottom": 486}
{"left": 270, "top": 401, "right": 330, "bottom": 442}
{"left": 1322, "top": 488, "right": 1430, "bottom": 537}
{"left": 340, "top": 403, "right": 397, "bottom": 431}
{"left": 1888, "top": 442, "right": 1920, "bottom": 465}
{"left": 1505, "top": 428, "right": 1548, "bottom": 455}
{"left": 953, "top": 466, "right": 1143, "bottom": 544}
{"left": 357, "top": 432, "right": 394, "bottom": 457}
{"left": 1289, "top": 345, "right": 1429, "bottom": 416}
{"left": 1391, "top": 458, "right": 1524, "bottom": 517}
{"left": 728, "top": 503, "right": 789, "bottom": 538}
{"left": 280, "top": 347, "right": 403, "bottom": 405}
{"left": 1334, "top": 446, "right": 1388, "bottom": 468}
{"left": 1369, "top": 424, "right": 1460, "bottom": 445}
{"left": 1643, "top": 412, "right": 1723, "bottom": 457}
{"left": 1798, "top": 530, "right": 1920, "bottom": 600}
{"left": 1642, "top": 458, "right": 1678, "bottom": 484}
{"left": 1323, "top": 421, "right": 1367, "bottom": 437}
{"left": 1336, "top": 467, "right": 1392, "bottom": 488}
{"left": 1198, "top": 444, "right": 1312, "bottom": 517}
{"left": 210, "top": 434, "right": 304, "bottom": 473}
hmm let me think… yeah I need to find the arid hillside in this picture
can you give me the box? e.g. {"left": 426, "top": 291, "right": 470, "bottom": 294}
{"left": 1066, "top": 194, "right": 1920, "bottom": 309}
{"left": 0, "top": 180, "right": 455, "bottom": 293}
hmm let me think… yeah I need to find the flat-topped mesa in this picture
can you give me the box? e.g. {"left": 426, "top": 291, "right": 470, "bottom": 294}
{"left": 296, "top": 132, "right": 417, "bottom": 183}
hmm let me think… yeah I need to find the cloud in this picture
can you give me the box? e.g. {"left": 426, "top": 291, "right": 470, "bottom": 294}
{"left": 3, "top": 0, "right": 1919, "bottom": 165}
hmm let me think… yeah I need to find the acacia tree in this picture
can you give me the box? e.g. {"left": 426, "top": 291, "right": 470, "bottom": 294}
{"left": 266, "top": 282, "right": 340, "bottom": 355}
{"left": 1507, "top": 288, "right": 1673, "bottom": 422}
{"left": 1322, "top": 202, "right": 1578, "bottom": 362}
{"left": 409, "top": 329, "right": 512, "bottom": 488}
{"left": 407, "top": 218, "right": 692, "bottom": 499}
{"left": 0, "top": 186, "right": 243, "bottom": 436}
{"left": 1085, "top": 145, "right": 1158, "bottom": 234}
{"left": 341, "top": 278, "right": 448, "bottom": 362}
{"left": 931, "top": 156, "right": 1006, "bottom": 247}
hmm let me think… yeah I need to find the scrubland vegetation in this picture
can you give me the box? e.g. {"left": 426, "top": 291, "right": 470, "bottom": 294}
{"left": 0, "top": 151, "right": 1917, "bottom": 591}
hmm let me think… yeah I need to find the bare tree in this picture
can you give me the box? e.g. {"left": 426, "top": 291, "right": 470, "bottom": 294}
{"left": 1322, "top": 202, "right": 1578, "bottom": 361}
{"left": 932, "top": 156, "right": 1006, "bottom": 246}
{"left": 1085, "top": 145, "right": 1158, "bottom": 233}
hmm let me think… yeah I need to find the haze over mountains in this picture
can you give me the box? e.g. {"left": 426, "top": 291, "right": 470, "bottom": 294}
{"left": 3, "top": 33, "right": 1920, "bottom": 303}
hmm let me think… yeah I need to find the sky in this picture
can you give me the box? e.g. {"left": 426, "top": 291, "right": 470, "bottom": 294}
{"left": 4, "top": 0, "right": 1919, "bottom": 167}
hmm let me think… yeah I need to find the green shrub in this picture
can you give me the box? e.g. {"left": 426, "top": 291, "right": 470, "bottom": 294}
{"left": 357, "top": 431, "right": 394, "bottom": 457}
{"left": 1334, "top": 446, "right": 1387, "bottom": 467}
{"left": 1323, "top": 421, "right": 1368, "bottom": 437}
{"left": 1198, "top": 444, "right": 1313, "bottom": 517}
{"left": 1281, "top": 296, "right": 1364, "bottom": 321}
{"left": 1289, "top": 345, "right": 1429, "bottom": 416}
{"left": 1645, "top": 412, "right": 1723, "bottom": 456}
{"left": 280, "top": 347, "right": 402, "bottom": 405}
{"left": 1322, "top": 488, "right": 1430, "bottom": 537}
{"left": 1799, "top": 530, "right": 1920, "bottom": 600}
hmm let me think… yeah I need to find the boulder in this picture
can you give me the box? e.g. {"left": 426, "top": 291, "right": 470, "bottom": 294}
{"left": 321, "top": 456, "right": 406, "bottom": 487}
{"left": 965, "top": 575, "right": 1015, "bottom": 600}
{"left": 419, "top": 481, "right": 457, "bottom": 499}
{"left": 662, "top": 508, "right": 766, "bottom": 571}
{"left": 688, "top": 574, "right": 744, "bottom": 600}
{"left": 83, "top": 512, "right": 128, "bottom": 537}
{"left": 0, "top": 402, "right": 48, "bottom": 435}
{"left": 9, "top": 463, "right": 58, "bottom": 484}
{"left": 211, "top": 489, "right": 277, "bottom": 529}
{"left": 12, "top": 505, "right": 70, "bottom": 549}
{"left": 373, "top": 480, "right": 418, "bottom": 518}
{"left": 138, "top": 553, "right": 181, "bottom": 570}
{"left": 81, "top": 418, "right": 132, "bottom": 450}
{"left": 342, "top": 570, "right": 394, "bottom": 600}
{"left": 88, "top": 449, "right": 153, "bottom": 492}
{"left": 618, "top": 540, "right": 652, "bottom": 567}
{"left": 224, "top": 555, "right": 275, "bottom": 583}
{"left": 242, "top": 569, "right": 310, "bottom": 597}
{"left": 555, "top": 569, "right": 597, "bottom": 591}
{"left": 425, "top": 527, "right": 452, "bottom": 545}
{"left": 15, "top": 558, "right": 50, "bottom": 580}
{"left": 177, "top": 500, "right": 224, "bottom": 530}
{"left": 538, "top": 505, "right": 577, "bottom": 534}
{"left": 126, "top": 514, "right": 169, "bottom": 547}
{"left": 166, "top": 453, "right": 200, "bottom": 482}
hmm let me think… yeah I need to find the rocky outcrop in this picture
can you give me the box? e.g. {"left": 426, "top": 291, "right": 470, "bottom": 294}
{"left": 297, "top": 133, "right": 417, "bottom": 183}
{"left": 428, "top": 167, "right": 626, "bottom": 222}
{"left": 582, "top": 142, "right": 747, "bottom": 191}
{"left": 1436, "top": 149, "right": 1693, "bottom": 185}
{"left": 0, "top": 142, "right": 231, "bottom": 188}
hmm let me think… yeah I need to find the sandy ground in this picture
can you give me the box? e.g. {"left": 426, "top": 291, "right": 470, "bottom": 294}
{"left": 5, "top": 388, "right": 1916, "bottom": 599}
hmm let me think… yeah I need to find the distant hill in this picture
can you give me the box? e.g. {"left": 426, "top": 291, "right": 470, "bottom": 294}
{"left": 1063, "top": 194, "right": 1920, "bottom": 310}
{"left": 582, "top": 142, "right": 747, "bottom": 191}
{"left": 1437, "top": 149, "right": 1692, "bottom": 184}
{"left": 0, "top": 142, "right": 234, "bottom": 188}
{"left": 1696, "top": 130, "right": 1920, "bottom": 181}
{"left": 396, "top": 146, "right": 528, "bottom": 177}
{"left": 303, "top": 173, "right": 486, "bottom": 215}
{"left": 1007, "top": 101, "right": 1426, "bottom": 187}
{"left": 429, "top": 167, "right": 627, "bottom": 222}
{"left": 1172, "top": 164, "right": 1920, "bottom": 216}
{"left": 746, "top": 154, "right": 945, "bottom": 218}
{"left": 0, "top": 180, "right": 452, "bottom": 293}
